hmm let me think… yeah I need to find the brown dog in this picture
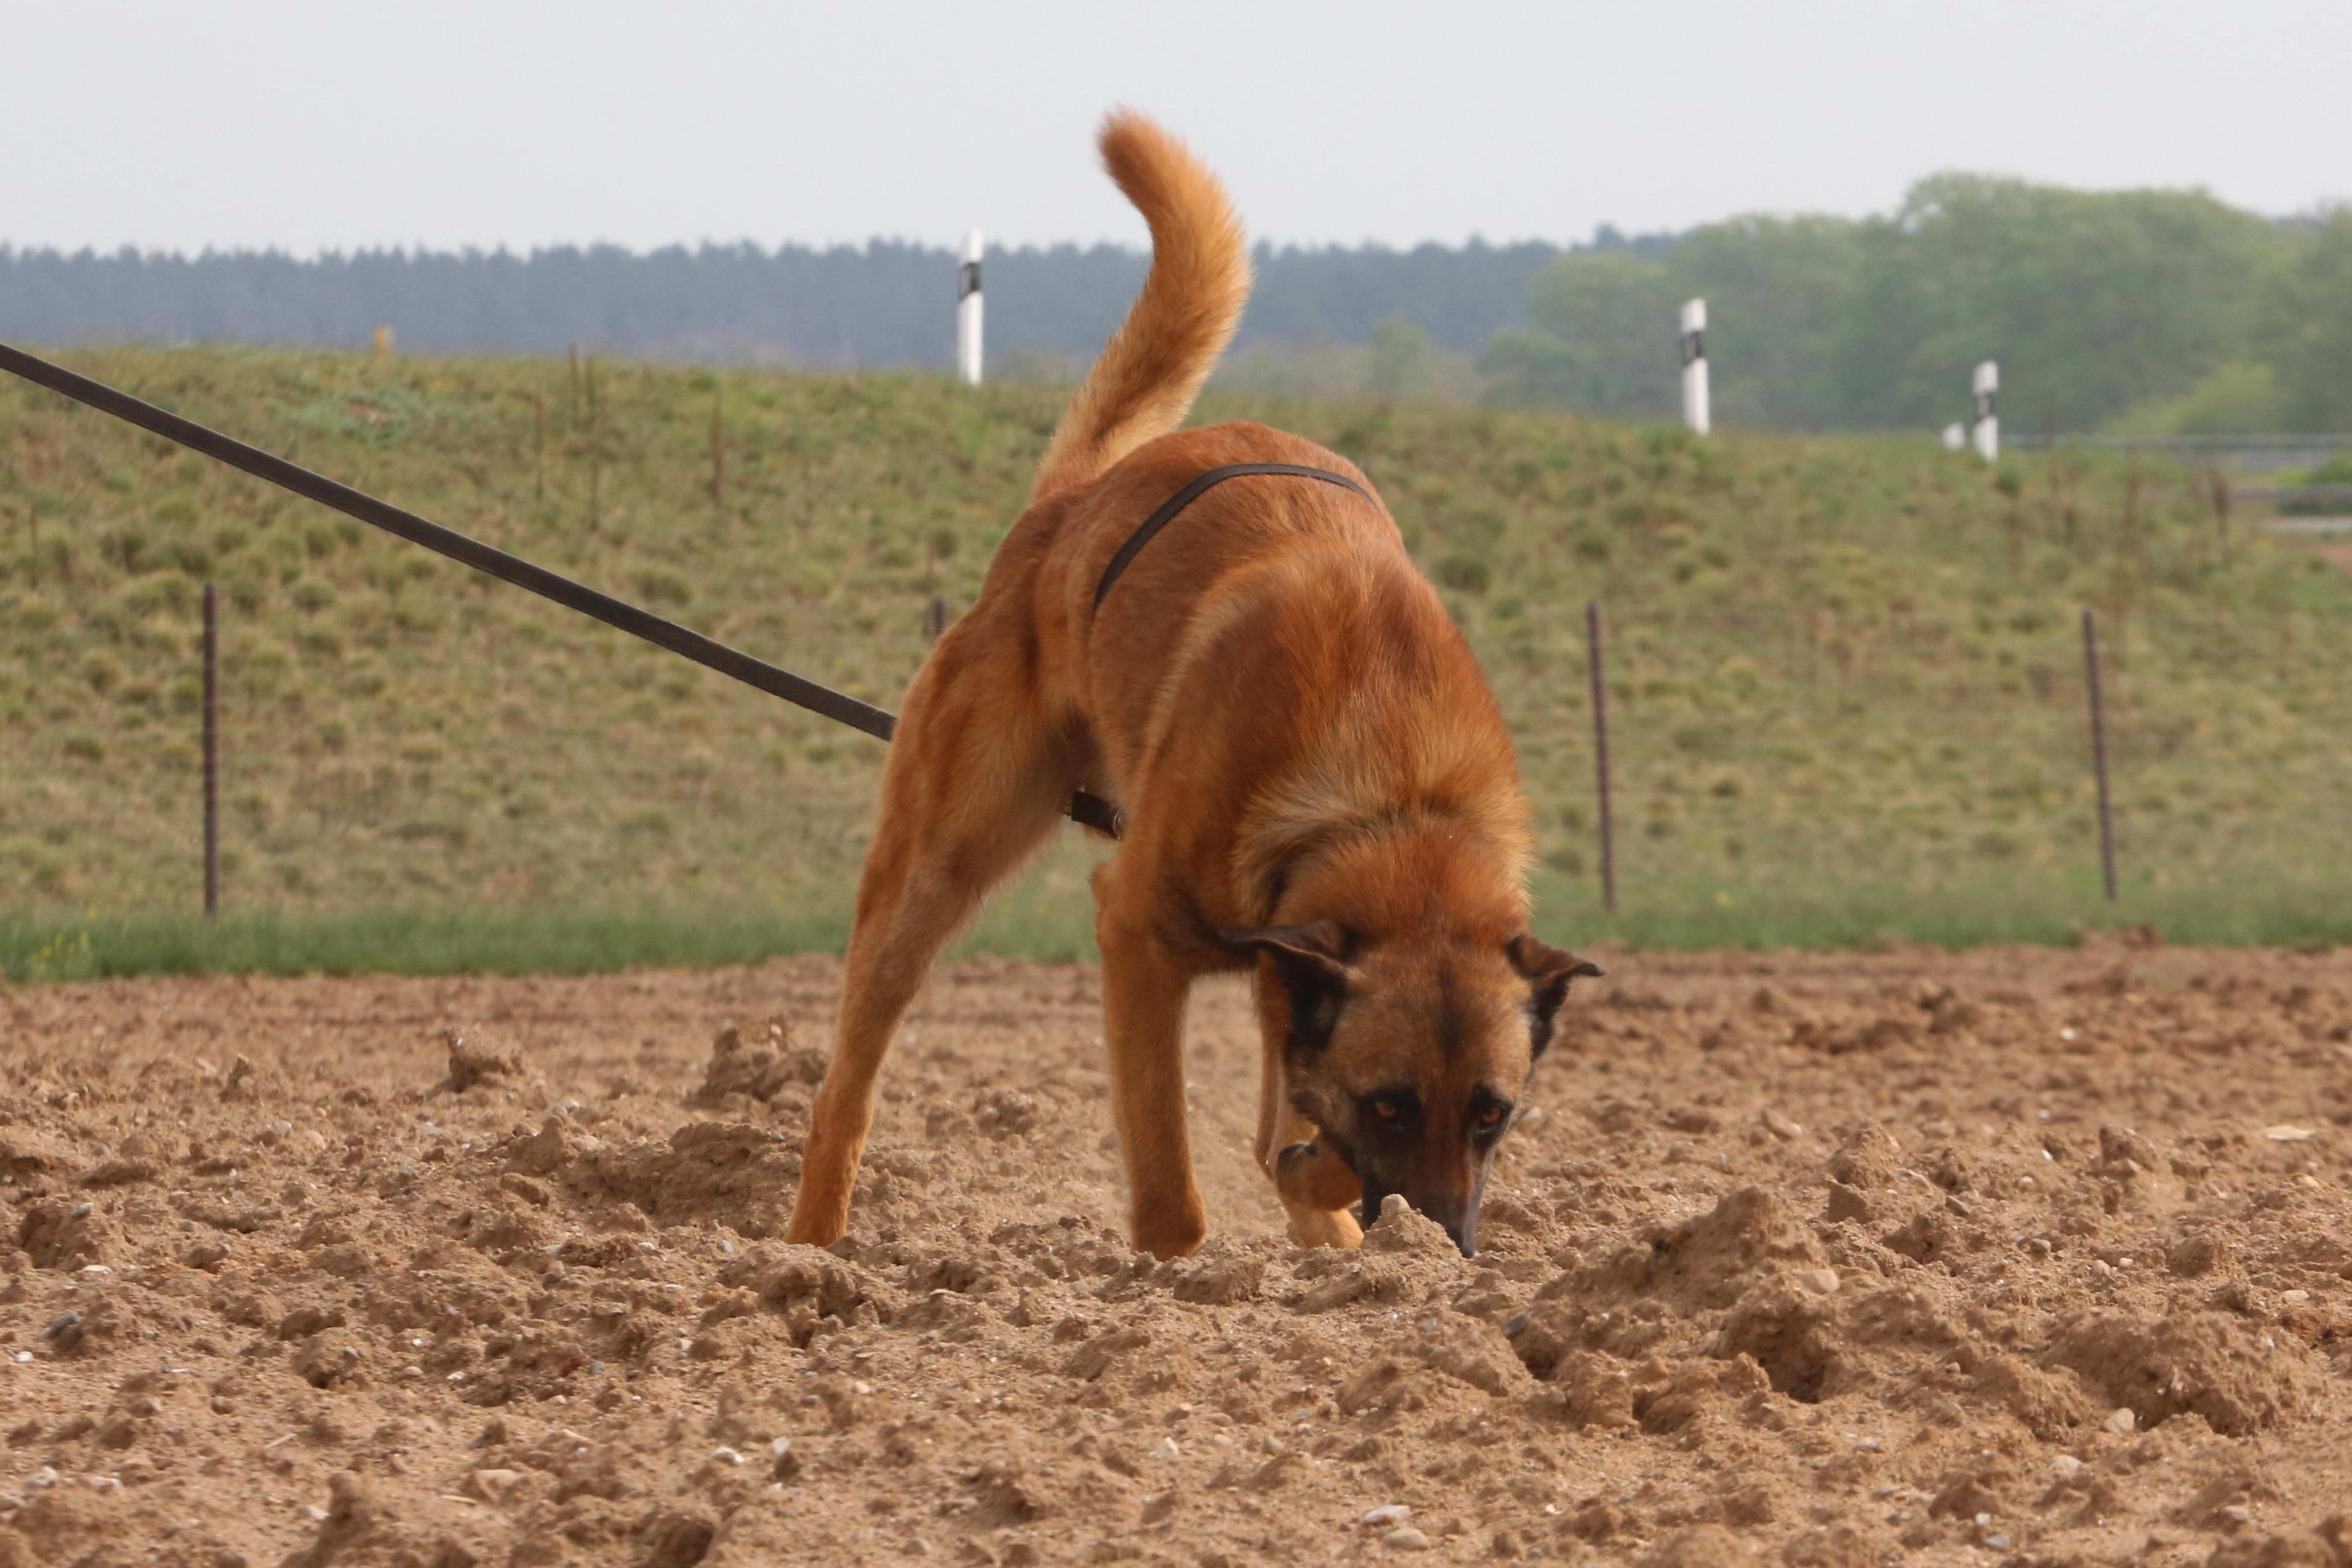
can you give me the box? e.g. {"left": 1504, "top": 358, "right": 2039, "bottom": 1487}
{"left": 785, "top": 111, "right": 1602, "bottom": 1260}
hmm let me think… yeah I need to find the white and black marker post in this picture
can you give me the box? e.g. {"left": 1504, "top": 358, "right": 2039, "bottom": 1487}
{"left": 1972, "top": 360, "right": 1999, "bottom": 461}
{"left": 956, "top": 230, "right": 984, "bottom": 386}
{"left": 1680, "top": 298, "right": 1709, "bottom": 435}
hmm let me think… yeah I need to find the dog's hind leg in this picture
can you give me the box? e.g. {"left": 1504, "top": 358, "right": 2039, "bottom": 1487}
{"left": 786, "top": 619, "right": 1076, "bottom": 1247}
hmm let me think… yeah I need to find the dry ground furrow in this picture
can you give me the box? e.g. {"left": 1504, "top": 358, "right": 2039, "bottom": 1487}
{"left": 1, "top": 941, "right": 2349, "bottom": 1567}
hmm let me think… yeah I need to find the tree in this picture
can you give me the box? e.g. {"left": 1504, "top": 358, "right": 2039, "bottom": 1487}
{"left": 1483, "top": 174, "right": 2313, "bottom": 432}
{"left": 2269, "top": 210, "right": 2352, "bottom": 431}
{"left": 1480, "top": 217, "right": 1860, "bottom": 426}
{"left": 1666, "top": 215, "right": 1861, "bottom": 428}
{"left": 1478, "top": 251, "right": 1680, "bottom": 417}
{"left": 1830, "top": 175, "right": 2296, "bottom": 431}
{"left": 1368, "top": 312, "right": 1440, "bottom": 400}
{"left": 2106, "top": 361, "right": 2290, "bottom": 434}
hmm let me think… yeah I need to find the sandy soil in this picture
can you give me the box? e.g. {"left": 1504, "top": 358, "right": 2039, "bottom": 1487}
{"left": 2, "top": 940, "right": 2349, "bottom": 1568}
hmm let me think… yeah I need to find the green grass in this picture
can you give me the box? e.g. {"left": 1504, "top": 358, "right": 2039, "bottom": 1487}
{"left": 0, "top": 904, "right": 848, "bottom": 984}
{"left": 10, "top": 859, "right": 2346, "bottom": 986}
{"left": 4, "top": 344, "right": 2350, "bottom": 980}
{"left": 1531, "top": 867, "right": 2352, "bottom": 954}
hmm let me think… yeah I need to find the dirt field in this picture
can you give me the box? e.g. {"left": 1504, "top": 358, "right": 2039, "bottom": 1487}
{"left": 2, "top": 941, "right": 2348, "bottom": 1568}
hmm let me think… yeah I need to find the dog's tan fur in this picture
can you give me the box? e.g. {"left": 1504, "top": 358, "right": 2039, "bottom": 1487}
{"left": 786, "top": 111, "right": 1598, "bottom": 1260}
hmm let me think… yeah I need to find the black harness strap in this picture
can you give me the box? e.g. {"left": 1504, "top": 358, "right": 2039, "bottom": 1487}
{"left": 1093, "top": 462, "right": 1374, "bottom": 612}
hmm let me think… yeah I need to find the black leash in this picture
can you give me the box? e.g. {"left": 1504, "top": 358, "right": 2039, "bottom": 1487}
{"left": 1093, "top": 462, "right": 1374, "bottom": 611}
{"left": 0, "top": 342, "right": 1123, "bottom": 837}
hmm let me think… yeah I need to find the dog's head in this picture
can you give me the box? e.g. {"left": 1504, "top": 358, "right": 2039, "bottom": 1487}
{"left": 1225, "top": 921, "right": 1602, "bottom": 1256}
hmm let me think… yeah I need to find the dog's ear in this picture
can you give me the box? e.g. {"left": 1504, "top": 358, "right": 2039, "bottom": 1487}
{"left": 1223, "top": 921, "right": 1353, "bottom": 1052}
{"left": 1506, "top": 934, "right": 1605, "bottom": 1058}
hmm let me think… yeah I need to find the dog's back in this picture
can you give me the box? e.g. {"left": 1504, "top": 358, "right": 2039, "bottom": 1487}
{"left": 1012, "top": 120, "right": 1524, "bottom": 889}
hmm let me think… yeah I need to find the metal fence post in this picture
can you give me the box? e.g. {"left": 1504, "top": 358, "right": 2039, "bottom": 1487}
{"left": 709, "top": 384, "right": 724, "bottom": 516}
{"left": 202, "top": 582, "right": 221, "bottom": 919}
{"left": 1586, "top": 601, "right": 1616, "bottom": 915}
{"left": 2082, "top": 608, "right": 2118, "bottom": 903}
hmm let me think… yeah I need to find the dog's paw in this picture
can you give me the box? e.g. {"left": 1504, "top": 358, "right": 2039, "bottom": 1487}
{"left": 1288, "top": 1205, "right": 1364, "bottom": 1251}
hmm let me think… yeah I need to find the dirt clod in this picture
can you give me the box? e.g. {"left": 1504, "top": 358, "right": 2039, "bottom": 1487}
{"left": 2047, "top": 1310, "right": 2320, "bottom": 1435}
{"left": 1362, "top": 1193, "right": 1455, "bottom": 1254}
{"left": 439, "top": 1031, "right": 525, "bottom": 1093}
{"left": 686, "top": 1019, "right": 820, "bottom": 1107}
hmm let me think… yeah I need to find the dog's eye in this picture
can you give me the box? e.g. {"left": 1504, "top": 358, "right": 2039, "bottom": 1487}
{"left": 1371, "top": 1099, "right": 1401, "bottom": 1121}
{"left": 1477, "top": 1105, "right": 1507, "bottom": 1128}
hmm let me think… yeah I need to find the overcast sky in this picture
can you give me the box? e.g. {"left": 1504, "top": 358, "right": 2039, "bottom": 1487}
{"left": 8, "top": 1, "right": 2346, "bottom": 257}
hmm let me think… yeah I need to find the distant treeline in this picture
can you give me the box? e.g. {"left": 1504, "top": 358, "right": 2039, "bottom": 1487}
{"left": 4, "top": 176, "right": 2345, "bottom": 432}
{"left": 0, "top": 235, "right": 1607, "bottom": 368}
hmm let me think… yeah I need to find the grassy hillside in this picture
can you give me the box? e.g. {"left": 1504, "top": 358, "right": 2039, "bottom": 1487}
{"left": 3, "top": 345, "right": 2350, "bottom": 978}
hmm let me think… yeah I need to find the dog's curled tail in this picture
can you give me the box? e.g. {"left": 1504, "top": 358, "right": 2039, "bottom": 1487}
{"left": 1030, "top": 111, "right": 1251, "bottom": 503}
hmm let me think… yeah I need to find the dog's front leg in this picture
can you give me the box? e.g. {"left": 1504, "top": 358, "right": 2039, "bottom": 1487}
{"left": 1252, "top": 1031, "right": 1364, "bottom": 1248}
{"left": 1097, "top": 924, "right": 1207, "bottom": 1259}
{"left": 1274, "top": 1137, "right": 1364, "bottom": 1248}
